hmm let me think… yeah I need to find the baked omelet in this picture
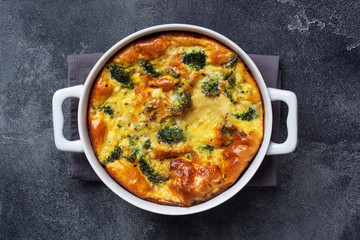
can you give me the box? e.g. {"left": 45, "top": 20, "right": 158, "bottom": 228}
{"left": 88, "top": 32, "right": 263, "bottom": 207}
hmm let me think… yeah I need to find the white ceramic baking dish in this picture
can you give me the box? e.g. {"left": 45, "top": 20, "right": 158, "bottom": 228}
{"left": 52, "top": 24, "right": 297, "bottom": 215}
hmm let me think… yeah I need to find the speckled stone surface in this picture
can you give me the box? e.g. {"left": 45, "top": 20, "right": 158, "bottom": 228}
{"left": 0, "top": 0, "right": 359, "bottom": 239}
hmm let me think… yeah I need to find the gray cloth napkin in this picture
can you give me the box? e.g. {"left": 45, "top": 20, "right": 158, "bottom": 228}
{"left": 67, "top": 53, "right": 281, "bottom": 186}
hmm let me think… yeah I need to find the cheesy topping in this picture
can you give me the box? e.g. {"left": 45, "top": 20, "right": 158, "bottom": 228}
{"left": 88, "top": 32, "right": 263, "bottom": 207}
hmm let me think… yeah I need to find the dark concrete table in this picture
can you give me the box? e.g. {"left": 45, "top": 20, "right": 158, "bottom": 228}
{"left": 1, "top": 1, "right": 359, "bottom": 239}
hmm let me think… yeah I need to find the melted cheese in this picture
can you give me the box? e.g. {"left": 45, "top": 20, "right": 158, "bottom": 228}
{"left": 88, "top": 32, "right": 264, "bottom": 206}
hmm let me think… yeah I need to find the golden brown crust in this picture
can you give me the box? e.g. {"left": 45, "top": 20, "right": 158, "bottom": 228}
{"left": 88, "top": 118, "right": 107, "bottom": 155}
{"left": 111, "top": 32, "right": 231, "bottom": 66}
{"left": 169, "top": 159, "right": 223, "bottom": 205}
{"left": 106, "top": 161, "right": 151, "bottom": 199}
{"left": 87, "top": 32, "right": 264, "bottom": 207}
{"left": 89, "top": 72, "right": 114, "bottom": 108}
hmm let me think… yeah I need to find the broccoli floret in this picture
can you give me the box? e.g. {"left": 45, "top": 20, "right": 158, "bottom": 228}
{"left": 123, "top": 136, "right": 140, "bottom": 163}
{"left": 144, "top": 98, "right": 159, "bottom": 118}
{"left": 106, "top": 64, "right": 134, "bottom": 88}
{"left": 224, "top": 55, "right": 239, "bottom": 69}
{"left": 139, "top": 60, "right": 160, "bottom": 77}
{"left": 144, "top": 139, "right": 152, "bottom": 150}
{"left": 220, "top": 121, "right": 236, "bottom": 135}
{"left": 166, "top": 68, "right": 181, "bottom": 78}
{"left": 101, "top": 106, "right": 114, "bottom": 115}
{"left": 124, "top": 149, "right": 139, "bottom": 163}
{"left": 171, "top": 91, "right": 191, "bottom": 114}
{"left": 182, "top": 49, "right": 206, "bottom": 71}
{"left": 201, "top": 77, "right": 220, "bottom": 97}
{"left": 220, "top": 121, "right": 237, "bottom": 146}
{"left": 234, "top": 107, "right": 257, "bottom": 121}
{"left": 103, "top": 146, "right": 122, "bottom": 164}
{"left": 224, "top": 76, "right": 239, "bottom": 104}
{"left": 170, "top": 84, "right": 192, "bottom": 114}
{"left": 128, "top": 136, "right": 137, "bottom": 146}
{"left": 197, "top": 145, "right": 214, "bottom": 154}
{"left": 223, "top": 70, "right": 233, "bottom": 81}
{"left": 138, "top": 155, "right": 169, "bottom": 184}
{"left": 157, "top": 124, "right": 186, "bottom": 145}
{"left": 224, "top": 88, "right": 236, "bottom": 103}
{"left": 226, "top": 75, "right": 236, "bottom": 88}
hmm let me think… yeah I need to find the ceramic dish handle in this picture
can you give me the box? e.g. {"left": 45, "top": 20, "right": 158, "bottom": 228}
{"left": 52, "top": 85, "right": 84, "bottom": 152}
{"left": 266, "top": 88, "right": 298, "bottom": 155}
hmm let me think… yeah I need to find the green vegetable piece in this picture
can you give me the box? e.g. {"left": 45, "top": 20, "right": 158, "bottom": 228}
{"left": 123, "top": 136, "right": 140, "bottom": 163}
{"left": 224, "top": 88, "right": 236, "bottom": 104}
{"left": 170, "top": 84, "right": 192, "bottom": 114}
{"left": 103, "top": 146, "right": 122, "bottom": 164}
{"left": 225, "top": 55, "right": 239, "bottom": 69}
{"left": 201, "top": 77, "right": 220, "bottom": 97}
{"left": 144, "top": 139, "right": 152, "bottom": 150}
{"left": 226, "top": 75, "right": 236, "bottom": 88}
{"left": 139, "top": 60, "right": 160, "bottom": 77}
{"left": 171, "top": 91, "right": 191, "bottom": 114}
{"left": 124, "top": 149, "right": 139, "bottom": 163}
{"left": 138, "top": 156, "right": 168, "bottom": 184}
{"left": 234, "top": 108, "right": 257, "bottom": 121}
{"left": 106, "top": 64, "right": 134, "bottom": 89}
{"left": 182, "top": 49, "right": 206, "bottom": 71}
{"left": 220, "top": 121, "right": 236, "bottom": 134}
{"left": 102, "top": 106, "right": 114, "bottom": 115}
{"left": 166, "top": 68, "right": 180, "bottom": 78}
{"left": 157, "top": 124, "right": 186, "bottom": 145}
{"left": 224, "top": 76, "right": 239, "bottom": 104}
{"left": 197, "top": 145, "right": 214, "bottom": 154}
{"left": 220, "top": 121, "right": 237, "bottom": 146}
{"left": 128, "top": 136, "right": 137, "bottom": 146}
